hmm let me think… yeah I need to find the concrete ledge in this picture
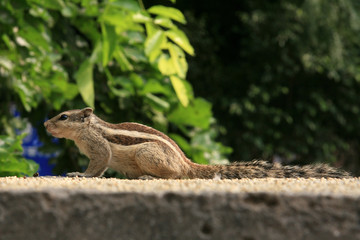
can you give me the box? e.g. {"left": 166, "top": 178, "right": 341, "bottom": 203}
{"left": 1, "top": 177, "right": 360, "bottom": 240}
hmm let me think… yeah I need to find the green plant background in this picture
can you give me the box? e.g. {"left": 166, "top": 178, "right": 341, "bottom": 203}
{"left": 0, "top": 0, "right": 231, "bottom": 176}
{"left": 1, "top": 0, "right": 360, "bottom": 176}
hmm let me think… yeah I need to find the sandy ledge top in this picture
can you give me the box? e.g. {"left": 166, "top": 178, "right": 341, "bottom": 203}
{"left": 1, "top": 176, "right": 360, "bottom": 197}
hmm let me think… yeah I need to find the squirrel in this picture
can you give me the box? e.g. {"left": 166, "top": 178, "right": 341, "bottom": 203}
{"left": 44, "top": 107, "right": 351, "bottom": 179}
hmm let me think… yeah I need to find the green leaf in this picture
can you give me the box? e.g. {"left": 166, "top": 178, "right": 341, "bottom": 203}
{"left": 158, "top": 54, "right": 176, "bottom": 75}
{"left": 0, "top": 158, "right": 37, "bottom": 175}
{"left": 2, "top": 34, "right": 15, "bottom": 50}
{"left": 114, "top": 46, "right": 134, "bottom": 71}
{"left": 145, "top": 93, "right": 170, "bottom": 111}
{"left": 72, "top": 18, "right": 99, "bottom": 43}
{"left": 101, "top": 23, "right": 117, "bottom": 67}
{"left": 0, "top": 134, "right": 39, "bottom": 176}
{"left": 61, "top": 2, "right": 78, "bottom": 18}
{"left": 18, "top": 24, "right": 51, "bottom": 51}
{"left": 145, "top": 29, "right": 166, "bottom": 57}
{"left": 100, "top": 10, "right": 140, "bottom": 32}
{"left": 0, "top": 56, "right": 14, "bottom": 70}
{"left": 170, "top": 75, "right": 189, "bottom": 107}
{"left": 81, "top": 0, "right": 99, "bottom": 16}
{"left": 191, "top": 129, "right": 232, "bottom": 164}
{"left": 14, "top": 78, "right": 37, "bottom": 112}
{"left": 141, "top": 79, "right": 171, "bottom": 95}
{"left": 100, "top": 6, "right": 143, "bottom": 32}
{"left": 168, "top": 98, "right": 212, "bottom": 129}
{"left": 124, "top": 47, "right": 148, "bottom": 62}
{"left": 166, "top": 28, "right": 194, "bottom": 55}
{"left": 129, "top": 73, "right": 144, "bottom": 88}
{"left": 89, "top": 40, "right": 102, "bottom": 64}
{"left": 111, "top": 76, "right": 135, "bottom": 94}
{"left": 27, "top": 0, "right": 64, "bottom": 10}
{"left": 46, "top": 73, "right": 78, "bottom": 110}
{"left": 74, "top": 59, "right": 95, "bottom": 108}
{"left": 145, "top": 22, "right": 157, "bottom": 37}
{"left": 132, "top": 11, "right": 152, "bottom": 23}
{"left": 168, "top": 43, "right": 187, "bottom": 78}
{"left": 147, "top": 5, "right": 186, "bottom": 24}
{"left": 154, "top": 16, "right": 176, "bottom": 29}
{"left": 108, "top": 0, "right": 141, "bottom": 12}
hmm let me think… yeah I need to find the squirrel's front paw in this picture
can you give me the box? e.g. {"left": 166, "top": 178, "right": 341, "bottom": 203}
{"left": 66, "top": 172, "right": 85, "bottom": 177}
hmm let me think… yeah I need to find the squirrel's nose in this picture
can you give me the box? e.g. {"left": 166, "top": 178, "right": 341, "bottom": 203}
{"left": 44, "top": 121, "right": 48, "bottom": 128}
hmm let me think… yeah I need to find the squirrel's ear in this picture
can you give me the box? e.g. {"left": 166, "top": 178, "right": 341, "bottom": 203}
{"left": 82, "top": 107, "right": 93, "bottom": 117}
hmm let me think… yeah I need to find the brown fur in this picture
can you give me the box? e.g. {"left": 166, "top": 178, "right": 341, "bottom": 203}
{"left": 188, "top": 160, "right": 350, "bottom": 179}
{"left": 44, "top": 108, "right": 351, "bottom": 179}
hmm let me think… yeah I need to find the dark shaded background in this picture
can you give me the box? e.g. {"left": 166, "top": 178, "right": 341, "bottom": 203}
{"left": 148, "top": 0, "right": 360, "bottom": 175}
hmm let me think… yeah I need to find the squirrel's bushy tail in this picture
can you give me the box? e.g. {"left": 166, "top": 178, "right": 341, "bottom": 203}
{"left": 188, "top": 160, "right": 351, "bottom": 179}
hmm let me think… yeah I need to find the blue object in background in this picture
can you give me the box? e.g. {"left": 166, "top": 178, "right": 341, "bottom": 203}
{"left": 11, "top": 105, "right": 57, "bottom": 176}
{"left": 21, "top": 123, "right": 58, "bottom": 176}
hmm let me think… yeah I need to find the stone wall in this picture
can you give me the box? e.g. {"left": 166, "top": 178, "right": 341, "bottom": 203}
{"left": 1, "top": 177, "right": 360, "bottom": 240}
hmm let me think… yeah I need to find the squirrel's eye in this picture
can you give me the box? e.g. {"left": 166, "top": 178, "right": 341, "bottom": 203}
{"left": 59, "top": 114, "right": 68, "bottom": 121}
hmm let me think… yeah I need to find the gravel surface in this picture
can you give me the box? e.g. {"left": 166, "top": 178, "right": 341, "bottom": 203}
{"left": 1, "top": 176, "right": 360, "bottom": 197}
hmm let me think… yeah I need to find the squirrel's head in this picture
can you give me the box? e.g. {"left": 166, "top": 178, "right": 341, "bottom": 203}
{"left": 44, "top": 107, "right": 93, "bottom": 139}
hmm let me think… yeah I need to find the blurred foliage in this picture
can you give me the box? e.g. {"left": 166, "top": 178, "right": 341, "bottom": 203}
{"left": 0, "top": 0, "right": 231, "bottom": 176}
{"left": 3, "top": 0, "right": 359, "bottom": 177}
{"left": 178, "top": 0, "right": 360, "bottom": 174}
{"left": 0, "top": 134, "right": 38, "bottom": 176}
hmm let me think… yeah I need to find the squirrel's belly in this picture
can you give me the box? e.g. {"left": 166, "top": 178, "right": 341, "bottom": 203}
{"left": 108, "top": 143, "right": 145, "bottom": 178}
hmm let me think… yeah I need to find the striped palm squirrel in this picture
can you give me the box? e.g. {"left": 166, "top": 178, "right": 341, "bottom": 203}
{"left": 44, "top": 108, "right": 351, "bottom": 179}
